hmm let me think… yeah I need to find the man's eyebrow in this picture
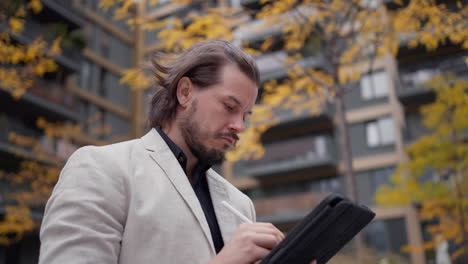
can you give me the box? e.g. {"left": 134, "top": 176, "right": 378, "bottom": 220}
{"left": 227, "top": 95, "right": 252, "bottom": 115}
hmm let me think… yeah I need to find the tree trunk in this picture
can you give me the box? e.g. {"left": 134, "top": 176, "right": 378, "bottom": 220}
{"left": 334, "top": 89, "right": 366, "bottom": 259}
{"left": 454, "top": 169, "right": 468, "bottom": 263}
{"left": 334, "top": 92, "right": 357, "bottom": 201}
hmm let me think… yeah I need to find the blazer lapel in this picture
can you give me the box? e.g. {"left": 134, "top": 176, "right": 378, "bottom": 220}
{"left": 206, "top": 170, "right": 238, "bottom": 243}
{"left": 141, "top": 129, "right": 215, "bottom": 254}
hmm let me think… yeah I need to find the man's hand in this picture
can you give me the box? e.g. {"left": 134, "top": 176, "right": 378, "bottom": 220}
{"left": 209, "top": 222, "right": 283, "bottom": 264}
{"left": 209, "top": 222, "right": 318, "bottom": 264}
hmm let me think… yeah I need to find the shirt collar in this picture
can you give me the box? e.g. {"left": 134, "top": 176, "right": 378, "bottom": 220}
{"left": 155, "top": 127, "right": 211, "bottom": 177}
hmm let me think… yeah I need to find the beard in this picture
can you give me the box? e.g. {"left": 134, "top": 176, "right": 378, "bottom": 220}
{"left": 179, "top": 100, "right": 229, "bottom": 165}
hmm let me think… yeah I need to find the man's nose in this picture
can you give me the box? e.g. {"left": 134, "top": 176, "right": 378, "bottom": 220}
{"left": 228, "top": 115, "right": 245, "bottom": 133}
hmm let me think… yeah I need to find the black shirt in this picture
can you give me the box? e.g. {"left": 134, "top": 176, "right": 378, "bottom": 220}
{"left": 156, "top": 127, "right": 225, "bottom": 253}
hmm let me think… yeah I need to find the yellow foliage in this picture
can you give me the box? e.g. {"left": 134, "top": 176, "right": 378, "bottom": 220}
{"left": 113, "top": 0, "right": 134, "bottom": 20}
{"left": 29, "top": 0, "right": 43, "bottom": 13}
{"left": 260, "top": 36, "right": 274, "bottom": 52}
{"left": 50, "top": 36, "right": 63, "bottom": 55}
{"left": 1, "top": 2, "right": 60, "bottom": 98}
{"left": 98, "top": 3, "right": 468, "bottom": 235}
{"left": 99, "top": 0, "right": 120, "bottom": 11}
{"left": 9, "top": 18, "right": 24, "bottom": 33}
{"left": 120, "top": 68, "right": 152, "bottom": 90}
{"left": 0, "top": 110, "right": 122, "bottom": 242}
{"left": 375, "top": 75, "right": 468, "bottom": 260}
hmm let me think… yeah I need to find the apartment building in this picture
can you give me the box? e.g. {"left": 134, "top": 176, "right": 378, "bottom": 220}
{"left": 226, "top": 1, "right": 468, "bottom": 264}
{"left": 0, "top": 0, "right": 465, "bottom": 263}
{"left": 0, "top": 0, "right": 135, "bottom": 262}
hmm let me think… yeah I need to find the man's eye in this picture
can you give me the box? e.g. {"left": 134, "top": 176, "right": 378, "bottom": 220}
{"left": 224, "top": 104, "right": 234, "bottom": 111}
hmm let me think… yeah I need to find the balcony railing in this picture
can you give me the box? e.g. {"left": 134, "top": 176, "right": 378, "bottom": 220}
{"left": 0, "top": 116, "right": 42, "bottom": 143}
{"left": 254, "top": 192, "right": 329, "bottom": 224}
{"left": 41, "top": 0, "right": 85, "bottom": 30}
{"left": 0, "top": 114, "right": 77, "bottom": 162}
{"left": 19, "top": 18, "right": 83, "bottom": 71}
{"left": 29, "top": 78, "right": 79, "bottom": 111}
{"left": 397, "top": 52, "right": 468, "bottom": 99}
{"left": 255, "top": 51, "right": 326, "bottom": 81}
{"left": 397, "top": 68, "right": 438, "bottom": 97}
{"left": 274, "top": 103, "right": 332, "bottom": 125}
{"left": 235, "top": 134, "right": 336, "bottom": 178}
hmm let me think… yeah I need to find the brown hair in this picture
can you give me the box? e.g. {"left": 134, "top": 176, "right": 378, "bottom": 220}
{"left": 147, "top": 40, "right": 260, "bottom": 128}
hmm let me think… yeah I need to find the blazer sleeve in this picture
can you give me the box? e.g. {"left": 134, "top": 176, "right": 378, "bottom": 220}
{"left": 39, "top": 147, "right": 127, "bottom": 264}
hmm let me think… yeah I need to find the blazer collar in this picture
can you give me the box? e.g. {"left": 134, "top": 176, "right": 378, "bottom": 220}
{"left": 206, "top": 170, "right": 238, "bottom": 243}
{"left": 141, "top": 129, "right": 237, "bottom": 250}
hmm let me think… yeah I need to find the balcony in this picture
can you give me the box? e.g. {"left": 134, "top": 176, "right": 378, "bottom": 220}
{"left": 274, "top": 103, "right": 333, "bottom": 126}
{"left": 255, "top": 51, "right": 326, "bottom": 81}
{"left": 234, "top": 5, "right": 316, "bottom": 43}
{"left": 11, "top": 17, "right": 85, "bottom": 71}
{"left": 0, "top": 114, "right": 75, "bottom": 165}
{"left": 235, "top": 134, "right": 336, "bottom": 178}
{"left": 0, "top": 77, "right": 80, "bottom": 122}
{"left": 254, "top": 192, "right": 329, "bottom": 226}
{"left": 396, "top": 68, "right": 437, "bottom": 102}
{"left": 40, "top": 0, "right": 85, "bottom": 30}
{"left": 26, "top": 78, "right": 80, "bottom": 120}
{"left": 397, "top": 52, "right": 468, "bottom": 104}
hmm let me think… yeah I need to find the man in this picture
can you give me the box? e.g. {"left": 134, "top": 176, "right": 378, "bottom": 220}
{"left": 39, "top": 40, "right": 316, "bottom": 264}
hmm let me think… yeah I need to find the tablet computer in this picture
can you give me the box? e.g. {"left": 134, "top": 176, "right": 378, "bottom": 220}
{"left": 260, "top": 193, "right": 375, "bottom": 264}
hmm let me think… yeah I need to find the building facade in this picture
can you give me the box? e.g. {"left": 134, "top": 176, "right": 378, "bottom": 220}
{"left": 0, "top": 0, "right": 135, "bottom": 262}
{"left": 224, "top": 1, "right": 467, "bottom": 264}
{"left": 0, "top": 0, "right": 466, "bottom": 263}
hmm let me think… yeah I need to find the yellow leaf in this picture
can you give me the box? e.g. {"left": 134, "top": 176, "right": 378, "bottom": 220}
{"left": 29, "top": 0, "right": 43, "bottom": 13}
{"left": 50, "top": 36, "right": 63, "bottom": 55}
{"left": 9, "top": 18, "right": 24, "bottom": 34}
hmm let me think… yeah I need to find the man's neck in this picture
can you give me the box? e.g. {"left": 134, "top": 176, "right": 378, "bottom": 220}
{"left": 162, "top": 123, "right": 198, "bottom": 177}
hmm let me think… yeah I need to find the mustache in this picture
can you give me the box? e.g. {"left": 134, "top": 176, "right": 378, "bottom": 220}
{"left": 216, "top": 132, "right": 239, "bottom": 141}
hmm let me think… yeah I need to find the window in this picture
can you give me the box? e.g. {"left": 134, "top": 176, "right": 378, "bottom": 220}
{"left": 357, "top": 166, "right": 394, "bottom": 205}
{"left": 98, "top": 68, "right": 108, "bottom": 97}
{"left": 230, "top": 0, "right": 241, "bottom": 7}
{"left": 79, "top": 60, "right": 91, "bottom": 90}
{"left": 361, "top": 0, "right": 379, "bottom": 9}
{"left": 100, "top": 33, "right": 110, "bottom": 59}
{"left": 366, "top": 117, "right": 395, "bottom": 147}
{"left": 364, "top": 218, "right": 409, "bottom": 258}
{"left": 360, "top": 71, "right": 389, "bottom": 100}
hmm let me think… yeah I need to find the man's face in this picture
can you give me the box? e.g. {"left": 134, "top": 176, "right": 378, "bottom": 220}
{"left": 179, "top": 64, "right": 258, "bottom": 164}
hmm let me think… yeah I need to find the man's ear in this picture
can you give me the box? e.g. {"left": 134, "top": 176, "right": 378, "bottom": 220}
{"left": 176, "top": 77, "right": 193, "bottom": 108}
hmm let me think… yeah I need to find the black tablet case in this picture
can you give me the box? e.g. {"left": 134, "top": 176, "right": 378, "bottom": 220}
{"left": 260, "top": 193, "right": 375, "bottom": 264}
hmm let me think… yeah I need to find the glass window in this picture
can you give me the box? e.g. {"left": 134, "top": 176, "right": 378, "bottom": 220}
{"left": 357, "top": 166, "right": 394, "bottom": 205}
{"left": 360, "top": 71, "right": 389, "bottom": 100}
{"left": 100, "top": 32, "right": 110, "bottom": 59}
{"left": 315, "top": 136, "right": 326, "bottom": 157}
{"left": 366, "top": 122, "right": 380, "bottom": 147}
{"left": 230, "top": 0, "right": 241, "bottom": 7}
{"left": 363, "top": 218, "right": 410, "bottom": 262}
{"left": 361, "top": 0, "right": 379, "bottom": 9}
{"left": 379, "top": 117, "right": 394, "bottom": 144}
{"left": 98, "top": 68, "right": 108, "bottom": 97}
{"left": 79, "top": 60, "right": 91, "bottom": 90}
{"left": 366, "top": 117, "right": 395, "bottom": 147}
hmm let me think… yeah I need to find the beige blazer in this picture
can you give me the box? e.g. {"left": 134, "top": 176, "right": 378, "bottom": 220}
{"left": 39, "top": 129, "right": 256, "bottom": 264}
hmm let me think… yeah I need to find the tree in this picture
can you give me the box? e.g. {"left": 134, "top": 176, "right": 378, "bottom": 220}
{"left": 0, "top": 0, "right": 102, "bottom": 244}
{"left": 109, "top": 0, "right": 467, "bottom": 196}
{"left": 0, "top": 0, "right": 63, "bottom": 98}
{"left": 376, "top": 74, "right": 468, "bottom": 263}
{"left": 103, "top": 0, "right": 467, "bottom": 258}
{"left": 0, "top": 113, "right": 116, "bottom": 244}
